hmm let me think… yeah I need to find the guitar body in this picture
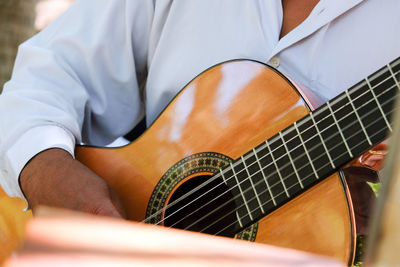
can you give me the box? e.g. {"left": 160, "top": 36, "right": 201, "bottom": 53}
{"left": 75, "top": 60, "right": 355, "bottom": 264}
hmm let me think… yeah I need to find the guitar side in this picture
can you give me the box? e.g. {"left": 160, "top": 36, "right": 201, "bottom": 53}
{"left": 75, "top": 60, "right": 355, "bottom": 264}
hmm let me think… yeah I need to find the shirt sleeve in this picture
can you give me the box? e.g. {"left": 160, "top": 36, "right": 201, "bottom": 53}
{"left": 0, "top": 0, "right": 155, "bottom": 198}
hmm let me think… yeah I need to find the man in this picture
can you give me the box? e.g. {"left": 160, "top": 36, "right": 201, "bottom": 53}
{"left": 0, "top": 0, "right": 399, "bottom": 219}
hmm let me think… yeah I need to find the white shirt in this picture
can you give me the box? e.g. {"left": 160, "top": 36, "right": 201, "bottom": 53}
{"left": 0, "top": 0, "right": 399, "bottom": 199}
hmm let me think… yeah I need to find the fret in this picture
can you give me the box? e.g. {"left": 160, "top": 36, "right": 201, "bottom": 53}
{"left": 387, "top": 63, "right": 400, "bottom": 91}
{"left": 368, "top": 64, "right": 393, "bottom": 89}
{"left": 350, "top": 75, "right": 392, "bottom": 145}
{"left": 312, "top": 105, "right": 350, "bottom": 168}
{"left": 253, "top": 144, "right": 288, "bottom": 206}
{"left": 294, "top": 122, "right": 319, "bottom": 179}
{"left": 241, "top": 148, "right": 276, "bottom": 214}
{"left": 265, "top": 140, "right": 290, "bottom": 198}
{"left": 378, "top": 84, "right": 398, "bottom": 125}
{"left": 241, "top": 156, "right": 265, "bottom": 214}
{"left": 233, "top": 158, "right": 263, "bottom": 219}
{"left": 252, "top": 148, "right": 277, "bottom": 206}
{"left": 279, "top": 125, "right": 317, "bottom": 191}
{"left": 219, "top": 169, "right": 227, "bottom": 184}
{"left": 390, "top": 58, "right": 400, "bottom": 83}
{"left": 366, "top": 65, "right": 397, "bottom": 133}
{"left": 236, "top": 211, "right": 244, "bottom": 228}
{"left": 365, "top": 77, "right": 392, "bottom": 132}
{"left": 312, "top": 104, "right": 351, "bottom": 170}
{"left": 331, "top": 88, "right": 369, "bottom": 156}
{"left": 326, "top": 102, "right": 354, "bottom": 158}
{"left": 309, "top": 112, "right": 335, "bottom": 169}
{"left": 222, "top": 165, "right": 251, "bottom": 227}
{"left": 345, "top": 90, "right": 372, "bottom": 146}
{"left": 279, "top": 132, "right": 303, "bottom": 189}
{"left": 230, "top": 162, "right": 254, "bottom": 221}
{"left": 297, "top": 115, "right": 332, "bottom": 180}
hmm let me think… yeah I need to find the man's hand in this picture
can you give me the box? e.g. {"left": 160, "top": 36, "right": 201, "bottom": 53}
{"left": 20, "top": 148, "right": 126, "bottom": 218}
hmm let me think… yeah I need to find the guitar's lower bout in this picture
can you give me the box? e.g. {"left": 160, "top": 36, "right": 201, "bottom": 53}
{"left": 144, "top": 150, "right": 355, "bottom": 260}
{"left": 76, "top": 59, "right": 356, "bottom": 265}
{"left": 255, "top": 172, "right": 355, "bottom": 263}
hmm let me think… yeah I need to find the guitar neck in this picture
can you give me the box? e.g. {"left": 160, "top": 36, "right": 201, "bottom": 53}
{"left": 223, "top": 57, "right": 400, "bottom": 231}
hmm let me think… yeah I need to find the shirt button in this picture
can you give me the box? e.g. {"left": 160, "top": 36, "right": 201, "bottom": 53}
{"left": 269, "top": 57, "right": 280, "bottom": 68}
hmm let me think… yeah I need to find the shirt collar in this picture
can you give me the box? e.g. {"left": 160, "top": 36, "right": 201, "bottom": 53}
{"left": 270, "top": 0, "right": 365, "bottom": 57}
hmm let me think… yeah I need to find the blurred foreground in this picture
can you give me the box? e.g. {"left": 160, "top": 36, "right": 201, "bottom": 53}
{"left": 3, "top": 207, "right": 344, "bottom": 267}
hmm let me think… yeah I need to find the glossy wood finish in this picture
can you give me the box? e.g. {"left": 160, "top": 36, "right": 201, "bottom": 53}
{"left": 75, "top": 60, "right": 355, "bottom": 263}
{"left": 256, "top": 173, "right": 354, "bottom": 263}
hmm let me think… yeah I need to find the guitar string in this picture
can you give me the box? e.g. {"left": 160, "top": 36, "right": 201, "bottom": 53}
{"left": 212, "top": 118, "right": 393, "bottom": 236}
{"left": 144, "top": 67, "right": 399, "bottom": 225}
{"left": 144, "top": 66, "right": 399, "bottom": 226}
{"left": 183, "top": 95, "right": 397, "bottom": 234}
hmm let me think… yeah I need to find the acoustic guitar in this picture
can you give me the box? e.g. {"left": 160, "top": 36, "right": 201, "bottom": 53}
{"left": 75, "top": 57, "right": 400, "bottom": 265}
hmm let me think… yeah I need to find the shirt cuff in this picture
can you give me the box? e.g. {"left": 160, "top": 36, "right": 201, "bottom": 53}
{"left": 3, "top": 125, "right": 76, "bottom": 199}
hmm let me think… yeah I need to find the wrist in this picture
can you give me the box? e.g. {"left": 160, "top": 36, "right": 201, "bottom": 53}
{"left": 20, "top": 148, "right": 74, "bottom": 207}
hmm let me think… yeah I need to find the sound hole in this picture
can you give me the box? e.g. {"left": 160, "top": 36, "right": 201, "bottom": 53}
{"left": 164, "top": 175, "right": 237, "bottom": 237}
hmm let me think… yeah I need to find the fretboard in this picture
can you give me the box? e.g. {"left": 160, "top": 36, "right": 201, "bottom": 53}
{"left": 223, "top": 57, "right": 400, "bottom": 232}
